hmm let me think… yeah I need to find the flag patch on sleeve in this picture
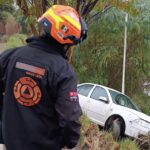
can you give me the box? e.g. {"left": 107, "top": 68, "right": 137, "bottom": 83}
{"left": 69, "top": 91, "right": 78, "bottom": 102}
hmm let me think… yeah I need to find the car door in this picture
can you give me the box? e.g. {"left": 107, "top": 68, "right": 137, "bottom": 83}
{"left": 77, "top": 84, "right": 94, "bottom": 113}
{"left": 86, "top": 86, "right": 111, "bottom": 126}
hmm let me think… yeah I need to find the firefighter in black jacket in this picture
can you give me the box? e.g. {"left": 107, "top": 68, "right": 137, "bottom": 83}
{"left": 0, "top": 5, "right": 87, "bottom": 150}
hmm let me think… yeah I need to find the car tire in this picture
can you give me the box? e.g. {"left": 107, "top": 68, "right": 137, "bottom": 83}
{"left": 98, "top": 125, "right": 103, "bottom": 131}
{"left": 106, "top": 118, "right": 124, "bottom": 141}
{"left": 111, "top": 118, "right": 121, "bottom": 140}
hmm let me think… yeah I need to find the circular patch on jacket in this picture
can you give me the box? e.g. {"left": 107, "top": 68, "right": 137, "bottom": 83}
{"left": 13, "top": 77, "right": 42, "bottom": 106}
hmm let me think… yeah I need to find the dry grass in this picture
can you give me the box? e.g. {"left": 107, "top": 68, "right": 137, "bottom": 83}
{"left": 136, "top": 133, "right": 150, "bottom": 150}
{"left": 80, "top": 115, "right": 139, "bottom": 150}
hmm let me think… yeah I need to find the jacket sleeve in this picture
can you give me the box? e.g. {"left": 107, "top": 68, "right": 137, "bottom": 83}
{"left": 0, "top": 49, "right": 16, "bottom": 143}
{"left": 0, "top": 54, "right": 4, "bottom": 143}
{"left": 54, "top": 66, "right": 82, "bottom": 149}
{"left": 0, "top": 54, "right": 4, "bottom": 107}
{"left": 0, "top": 49, "right": 16, "bottom": 106}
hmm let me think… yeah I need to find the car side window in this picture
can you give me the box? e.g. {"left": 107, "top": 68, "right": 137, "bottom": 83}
{"left": 115, "top": 94, "right": 136, "bottom": 109}
{"left": 90, "top": 86, "right": 108, "bottom": 100}
{"left": 77, "top": 84, "right": 94, "bottom": 97}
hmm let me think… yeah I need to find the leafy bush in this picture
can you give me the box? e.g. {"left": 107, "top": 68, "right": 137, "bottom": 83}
{"left": 5, "top": 34, "right": 27, "bottom": 49}
{"left": 132, "top": 94, "right": 150, "bottom": 115}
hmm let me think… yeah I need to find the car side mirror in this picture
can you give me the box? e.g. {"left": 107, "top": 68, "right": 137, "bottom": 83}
{"left": 98, "top": 96, "right": 108, "bottom": 103}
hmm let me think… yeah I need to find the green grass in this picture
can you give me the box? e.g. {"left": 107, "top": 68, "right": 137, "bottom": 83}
{"left": 119, "top": 139, "right": 139, "bottom": 150}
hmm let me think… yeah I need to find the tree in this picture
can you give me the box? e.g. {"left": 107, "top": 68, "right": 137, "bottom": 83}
{"left": 73, "top": 0, "right": 150, "bottom": 97}
{"left": 0, "top": 3, "right": 14, "bottom": 23}
{"left": 0, "top": 0, "right": 13, "bottom": 5}
{"left": 14, "top": 0, "right": 101, "bottom": 62}
{"left": 13, "top": 0, "right": 137, "bottom": 62}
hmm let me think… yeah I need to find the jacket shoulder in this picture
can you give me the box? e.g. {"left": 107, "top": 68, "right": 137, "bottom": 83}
{"left": 0, "top": 46, "right": 23, "bottom": 60}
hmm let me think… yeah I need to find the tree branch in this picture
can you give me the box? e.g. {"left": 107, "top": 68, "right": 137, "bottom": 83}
{"left": 16, "top": 0, "right": 38, "bottom": 35}
{"left": 53, "top": 0, "right": 57, "bottom": 4}
{"left": 81, "top": 0, "right": 99, "bottom": 16}
{"left": 87, "top": 6, "right": 112, "bottom": 24}
{"left": 76, "top": 0, "right": 81, "bottom": 13}
{"left": 59, "top": 0, "right": 66, "bottom": 5}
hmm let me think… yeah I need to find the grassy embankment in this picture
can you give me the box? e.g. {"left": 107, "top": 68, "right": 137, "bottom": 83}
{"left": 80, "top": 115, "right": 150, "bottom": 150}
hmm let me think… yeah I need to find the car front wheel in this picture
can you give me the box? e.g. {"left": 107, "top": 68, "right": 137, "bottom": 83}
{"left": 105, "top": 118, "right": 124, "bottom": 141}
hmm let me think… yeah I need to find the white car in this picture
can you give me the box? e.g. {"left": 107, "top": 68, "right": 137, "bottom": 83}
{"left": 78, "top": 83, "right": 150, "bottom": 139}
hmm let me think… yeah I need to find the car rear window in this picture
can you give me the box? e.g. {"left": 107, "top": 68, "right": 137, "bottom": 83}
{"left": 77, "top": 84, "right": 94, "bottom": 97}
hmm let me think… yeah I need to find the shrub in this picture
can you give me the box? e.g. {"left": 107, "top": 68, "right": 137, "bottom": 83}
{"left": 132, "top": 94, "right": 150, "bottom": 115}
{"left": 5, "top": 34, "right": 27, "bottom": 49}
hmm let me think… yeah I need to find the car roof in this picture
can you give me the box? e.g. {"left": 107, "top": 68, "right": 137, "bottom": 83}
{"left": 78, "top": 83, "right": 122, "bottom": 94}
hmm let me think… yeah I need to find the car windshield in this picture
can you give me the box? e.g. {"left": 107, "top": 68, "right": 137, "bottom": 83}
{"left": 109, "top": 90, "right": 140, "bottom": 111}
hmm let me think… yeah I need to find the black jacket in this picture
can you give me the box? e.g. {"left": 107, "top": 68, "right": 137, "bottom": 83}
{"left": 0, "top": 36, "right": 82, "bottom": 150}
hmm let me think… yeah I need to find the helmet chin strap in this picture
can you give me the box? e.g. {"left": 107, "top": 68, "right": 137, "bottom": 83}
{"left": 63, "top": 35, "right": 80, "bottom": 45}
{"left": 63, "top": 17, "right": 88, "bottom": 45}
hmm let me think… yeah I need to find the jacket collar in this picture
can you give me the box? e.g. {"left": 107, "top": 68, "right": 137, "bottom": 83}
{"left": 26, "top": 35, "right": 67, "bottom": 59}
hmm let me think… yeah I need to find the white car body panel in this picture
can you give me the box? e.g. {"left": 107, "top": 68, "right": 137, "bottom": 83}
{"left": 78, "top": 83, "right": 150, "bottom": 138}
